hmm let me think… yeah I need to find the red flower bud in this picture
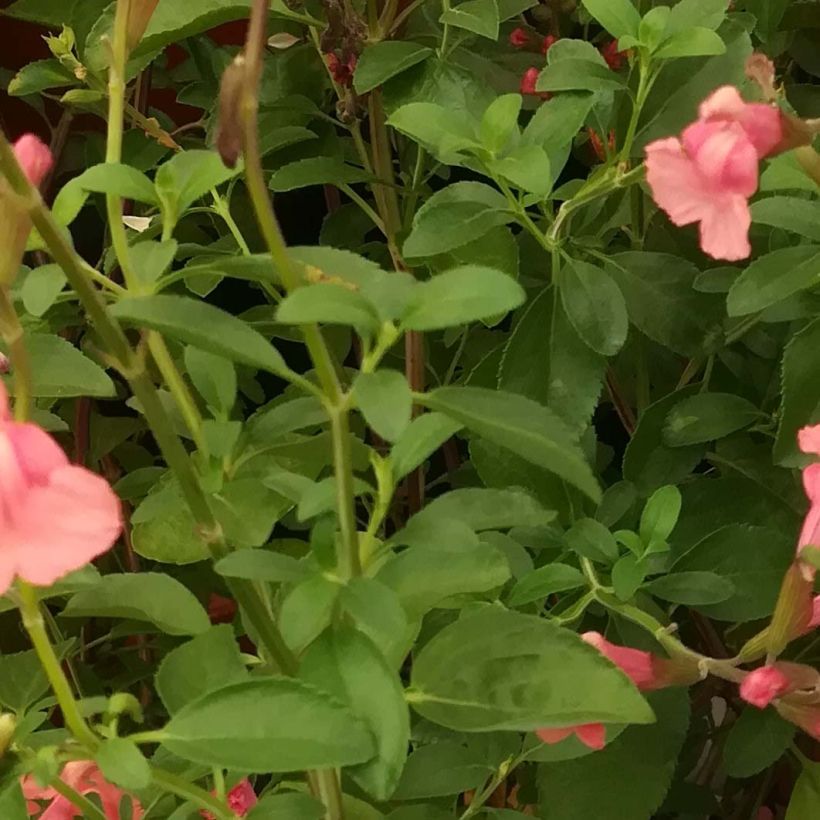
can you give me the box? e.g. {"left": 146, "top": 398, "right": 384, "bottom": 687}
{"left": 601, "top": 40, "right": 627, "bottom": 71}
{"left": 326, "top": 52, "right": 357, "bottom": 86}
{"left": 541, "top": 34, "right": 558, "bottom": 55}
{"left": 520, "top": 67, "right": 550, "bottom": 100}
{"left": 509, "top": 27, "right": 529, "bottom": 48}
{"left": 207, "top": 592, "right": 237, "bottom": 625}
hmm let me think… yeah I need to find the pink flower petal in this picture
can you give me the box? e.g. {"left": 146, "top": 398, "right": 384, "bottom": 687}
{"left": 799, "top": 425, "right": 820, "bottom": 456}
{"left": 698, "top": 194, "right": 751, "bottom": 262}
{"left": 9, "top": 466, "right": 121, "bottom": 588}
{"left": 574, "top": 723, "right": 607, "bottom": 750}
{"left": 9, "top": 422, "right": 68, "bottom": 484}
{"left": 645, "top": 138, "right": 711, "bottom": 227}
{"left": 740, "top": 666, "right": 791, "bottom": 708}
{"left": 581, "top": 631, "right": 658, "bottom": 691}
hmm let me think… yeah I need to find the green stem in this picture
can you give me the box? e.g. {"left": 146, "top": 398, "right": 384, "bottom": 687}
{"left": 146, "top": 331, "right": 208, "bottom": 455}
{"left": 17, "top": 582, "right": 98, "bottom": 748}
{"left": 0, "top": 288, "right": 32, "bottom": 421}
{"left": 330, "top": 407, "right": 362, "bottom": 578}
{"left": 619, "top": 57, "right": 653, "bottom": 164}
{"left": 49, "top": 778, "right": 107, "bottom": 820}
{"left": 339, "top": 183, "right": 387, "bottom": 235}
{"left": 212, "top": 189, "right": 252, "bottom": 255}
{"left": 150, "top": 766, "right": 235, "bottom": 820}
{"left": 105, "top": 0, "right": 139, "bottom": 290}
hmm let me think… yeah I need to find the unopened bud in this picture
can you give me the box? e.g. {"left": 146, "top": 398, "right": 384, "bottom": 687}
{"left": 0, "top": 134, "right": 54, "bottom": 285}
{"left": 0, "top": 713, "right": 16, "bottom": 757}
{"left": 745, "top": 53, "right": 777, "bottom": 102}
{"left": 126, "top": 0, "right": 160, "bottom": 52}
{"left": 766, "top": 562, "right": 814, "bottom": 657}
{"left": 215, "top": 56, "right": 247, "bottom": 169}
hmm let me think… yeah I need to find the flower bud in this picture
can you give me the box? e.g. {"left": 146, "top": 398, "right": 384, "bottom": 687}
{"left": 215, "top": 56, "right": 247, "bottom": 169}
{"left": 775, "top": 698, "right": 820, "bottom": 740}
{"left": 509, "top": 27, "right": 529, "bottom": 48}
{"left": 126, "top": 0, "right": 160, "bottom": 52}
{"left": 745, "top": 53, "right": 777, "bottom": 102}
{"left": 0, "top": 134, "right": 53, "bottom": 285}
{"left": 766, "top": 563, "right": 816, "bottom": 656}
{"left": 740, "top": 666, "right": 791, "bottom": 708}
{"left": 0, "top": 713, "right": 15, "bottom": 757}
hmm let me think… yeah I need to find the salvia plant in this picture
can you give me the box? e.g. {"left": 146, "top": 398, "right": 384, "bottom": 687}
{"left": 1, "top": 0, "right": 820, "bottom": 817}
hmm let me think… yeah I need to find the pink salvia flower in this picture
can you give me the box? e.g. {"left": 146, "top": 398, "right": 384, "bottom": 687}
{"left": 645, "top": 86, "right": 783, "bottom": 262}
{"left": 740, "top": 666, "right": 791, "bottom": 708}
{"left": 796, "top": 424, "right": 820, "bottom": 575}
{"left": 0, "top": 135, "right": 53, "bottom": 285}
{"left": 541, "top": 34, "right": 557, "bottom": 55}
{"left": 22, "top": 761, "right": 143, "bottom": 819}
{"left": 0, "top": 381, "right": 121, "bottom": 594}
{"left": 536, "top": 723, "right": 606, "bottom": 751}
{"left": 581, "top": 631, "right": 660, "bottom": 690}
{"left": 201, "top": 779, "right": 257, "bottom": 820}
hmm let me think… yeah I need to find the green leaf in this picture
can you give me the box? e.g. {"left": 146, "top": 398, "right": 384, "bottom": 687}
{"left": 508, "top": 564, "right": 586, "bottom": 606}
{"left": 673, "top": 525, "right": 793, "bottom": 621}
{"left": 214, "top": 548, "right": 308, "bottom": 583}
{"left": 638, "top": 7, "right": 671, "bottom": 51}
{"left": 276, "top": 282, "right": 380, "bottom": 334}
{"left": 752, "top": 199, "right": 820, "bottom": 242}
{"left": 644, "top": 571, "right": 733, "bottom": 605}
{"left": 6, "top": 333, "right": 115, "bottom": 398}
{"left": 269, "top": 157, "right": 372, "bottom": 191}
{"left": 761, "top": 153, "right": 819, "bottom": 194}
{"left": 521, "top": 93, "right": 595, "bottom": 157}
{"left": 8, "top": 59, "right": 75, "bottom": 96}
{"left": 639, "top": 485, "right": 682, "bottom": 545}
{"left": 775, "top": 317, "right": 820, "bottom": 466}
{"left": 302, "top": 627, "right": 410, "bottom": 800}
{"left": 155, "top": 150, "right": 239, "bottom": 230}
{"left": 655, "top": 27, "right": 726, "bottom": 58}
{"left": 663, "top": 393, "right": 761, "bottom": 446}
{"left": 500, "top": 287, "right": 605, "bottom": 434}
{"left": 623, "top": 386, "right": 705, "bottom": 494}
{"left": 581, "top": 0, "right": 640, "bottom": 38}
{"left": 565, "top": 518, "right": 620, "bottom": 563}
{"left": 401, "top": 266, "right": 525, "bottom": 331}
{"left": 69, "top": 163, "right": 158, "bottom": 204}
{"left": 489, "top": 145, "right": 553, "bottom": 197}
{"left": 666, "top": 0, "right": 729, "bottom": 34}
{"left": 96, "top": 739, "right": 151, "bottom": 791}
{"left": 248, "top": 794, "right": 325, "bottom": 819}
{"left": 403, "top": 183, "right": 511, "bottom": 258}
{"left": 537, "top": 690, "right": 690, "bottom": 820}
{"left": 405, "top": 487, "right": 555, "bottom": 533}
{"left": 280, "top": 575, "right": 341, "bottom": 653}
{"left": 247, "top": 396, "right": 328, "bottom": 444}
{"left": 390, "top": 413, "right": 463, "bottom": 481}
{"left": 480, "top": 94, "right": 522, "bottom": 155}
{"left": 354, "top": 42, "right": 433, "bottom": 94}
{"left": 418, "top": 386, "right": 601, "bottom": 502}
{"left": 184, "top": 347, "right": 236, "bottom": 415}
{"left": 354, "top": 370, "right": 412, "bottom": 442}
{"left": 606, "top": 253, "right": 721, "bottom": 356}
{"left": 391, "top": 742, "right": 490, "bottom": 799}
{"left": 21, "top": 264, "right": 65, "bottom": 317}
{"left": 111, "top": 295, "right": 287, "bottom": 374}
{"left": 723, "top": 706, "right": 794, "bottom": 778}
{"left": 162, "top": 678, "right": 376, "bottom": 771}
{"left": 537, "top": 60, "right": 626, "bottom": 93}
{"left": 560, "top": 259, "right": 628, "bottom": 357}
{"left": 155, "top": 625, "right": 248, "bottom": 714}
{"left": 0, "top": 649, "right": 51, "bottom": 712}
{"left": 388, "top": 103, "right": 480, "bottom": 165}
{"left": 612, "top": 554, "right": 646, "bottom": 600}
{"left": 786, "top": 763, "right": 820, "bottom": 820}
{"left": 411, "top": 608, "right": 653, "bottom": 731}
{"left": 62, "top": 573, "right": 210, "bottom": 636}
{"left": 129, "top": 239, "right": 178, "bottom": 289}
{"left": 0, "top": 782, "right": 27, "bottom": 820}
{"left": 440, "top": 0, "right": 500, "bottom": 40}
{"left": 376, "top": 542, "right": 510, "bottom": 617}
{"left": 727, "top": 246, "right": 820, "bottom": 316}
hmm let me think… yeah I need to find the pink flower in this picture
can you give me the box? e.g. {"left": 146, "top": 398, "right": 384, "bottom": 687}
{"left": 22, "top": 761, "right": 143, "bottom": 819}
{"left": 775, "top": 699, "right": 820, "bottom": 740}
{"left": 581, "top": 631, "right": 661, "bottom": 691}
{"left": 536, "top": 633, "right": 670, "bottom": 752}
{"left": 201, "top": 780, "right": 257, "bottom": 820}
{"left": 0, "top": 135, "right": 53, "bottom": 285}
{"left": 645, "top": 86, "right": 783, "bottom": 262}
{"left": 509, "top": 27, "right": 529, "bottom": 48}
{"left": 536, "top": 723, "right": 606, "bottom": 751}
{"left": 0, "top": 381, "right": 121, "bottom": 594}
{"left": 799, "top": 424, "right": 820, "bottom": 456}
{"left": 14, "top": 135, "right": 53, "bottom": 187}
{"left": 520, "top": 68, "right": 550, "bottom": 100}
{"left": 796, "top": 425, "right": 820, "bottom": 573}
{"left": 740, "top": 666, "right": 791, "bottom": 708}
